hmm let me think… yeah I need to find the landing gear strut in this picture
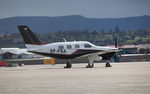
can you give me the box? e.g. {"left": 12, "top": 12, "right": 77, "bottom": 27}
{"left": 105, "top": 61, "right": 112, "bottom": 67}
{"left": 86, "top": 63, "right": 94, "bottom": 68}
{"left": 86, "top": 57, "right": 94, "bottom": 68}
{"left": 64, "top": 60, "right": 72, "bottom": 68}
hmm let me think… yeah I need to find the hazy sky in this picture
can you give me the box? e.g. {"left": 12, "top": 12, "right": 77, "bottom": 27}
{"left": 0, "top": 0, "right": 150, "bottom": 18}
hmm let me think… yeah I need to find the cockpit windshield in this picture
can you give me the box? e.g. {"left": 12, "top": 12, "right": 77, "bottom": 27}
{"left": 84, "top": 43, "right": 92, "bottom": 48}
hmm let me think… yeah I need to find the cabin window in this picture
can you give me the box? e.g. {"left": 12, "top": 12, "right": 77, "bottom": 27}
{"left": 67, "top": 45, "right": 72, "bottom": 49}
{"left": 84, "top": 43, "right": 92, "bottom": 48}
{"left": 75, "top": 44, "right": 80, "bottom": 48}
{"left": 58, "top": 45, "right": 64, "bottom": 49}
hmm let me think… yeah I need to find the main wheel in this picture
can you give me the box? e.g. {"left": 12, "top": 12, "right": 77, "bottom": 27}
{"left": 64, "top": 63, "right": 72, "bottom": 68}
{"left": 86, "top": 63, "right": 94, "bottom": 68}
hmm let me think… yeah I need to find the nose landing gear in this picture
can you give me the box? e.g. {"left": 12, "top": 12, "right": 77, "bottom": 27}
{"left": 105, "top": 61, "right": 112, "bottom": 67}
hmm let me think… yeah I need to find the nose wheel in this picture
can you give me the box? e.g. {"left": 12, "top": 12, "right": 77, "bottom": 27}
{"left": 105, "top": 61, "right": 112, "bottom": 67}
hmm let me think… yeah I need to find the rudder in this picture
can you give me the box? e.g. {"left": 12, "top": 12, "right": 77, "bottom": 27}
{"left": 18, "top": 25, "right": 42, "bottom": 45}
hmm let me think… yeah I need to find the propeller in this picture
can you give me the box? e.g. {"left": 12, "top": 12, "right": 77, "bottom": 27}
{"left": 114, "top": 37, "right": 118, "bottom": 48}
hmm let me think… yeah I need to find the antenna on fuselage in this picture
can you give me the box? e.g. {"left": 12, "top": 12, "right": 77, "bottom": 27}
{"left": 63, "top": 38, "right": 67, "bottom": 42}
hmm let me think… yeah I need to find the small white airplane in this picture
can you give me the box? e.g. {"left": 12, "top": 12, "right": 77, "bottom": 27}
{"left": 18, "top": 25, "right": 118, "bottom": 68}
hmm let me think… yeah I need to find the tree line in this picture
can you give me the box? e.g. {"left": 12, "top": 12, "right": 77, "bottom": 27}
{"left": 0, "top": 27, "right": 150, "bottom": 48}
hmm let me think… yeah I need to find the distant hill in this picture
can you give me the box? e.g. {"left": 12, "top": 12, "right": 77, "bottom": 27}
{"left": 0, "top": 15, "right": 150, "bottom": 33}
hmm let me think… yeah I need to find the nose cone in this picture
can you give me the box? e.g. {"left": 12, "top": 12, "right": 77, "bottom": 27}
{"left": 112, "top": 47, "right": 119, "bottom": 52}
{"left": 113, "top": 47, "right": 118, "bottom": 50}
{"left": 96, "top": 46, "right": 119, "bottom": 52}
{"left": 105, "top": 47, "right": 119, "bottom": 52}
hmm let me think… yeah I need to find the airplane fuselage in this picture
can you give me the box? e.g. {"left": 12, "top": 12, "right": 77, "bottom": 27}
{"left": 27, "top": 41, "right": 117, "bottom": 60}
{"left": 18, "top": 25, "right": 118, "bottom": 68}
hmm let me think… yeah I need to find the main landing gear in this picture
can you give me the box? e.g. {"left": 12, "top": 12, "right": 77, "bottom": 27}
{"left": 86, "top": 63, "right": 94, "bottom": 68}
{"left": 86, "top": 57, "right": 94, "bottom": 68}
{"left": 64, "top": 60, "right": 72, "bottom": 68}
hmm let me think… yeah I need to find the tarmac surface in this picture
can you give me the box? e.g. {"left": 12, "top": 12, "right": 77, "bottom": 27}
{"left": 0, "top": 62, "right": 150, "bottom": 94}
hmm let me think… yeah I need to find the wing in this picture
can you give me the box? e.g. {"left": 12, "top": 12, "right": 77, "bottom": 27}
{"left": 77, "top": 49, "right": 118, "bottom": 60}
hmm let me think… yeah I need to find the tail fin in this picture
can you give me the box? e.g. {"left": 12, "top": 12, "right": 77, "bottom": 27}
{"left": 18, "top": 25, "right": 43, "bottom": 45}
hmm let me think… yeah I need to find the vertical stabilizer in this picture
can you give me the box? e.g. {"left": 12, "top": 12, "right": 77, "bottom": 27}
{"left": 18, "top": 25, "right": 42, "bottom": 45}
